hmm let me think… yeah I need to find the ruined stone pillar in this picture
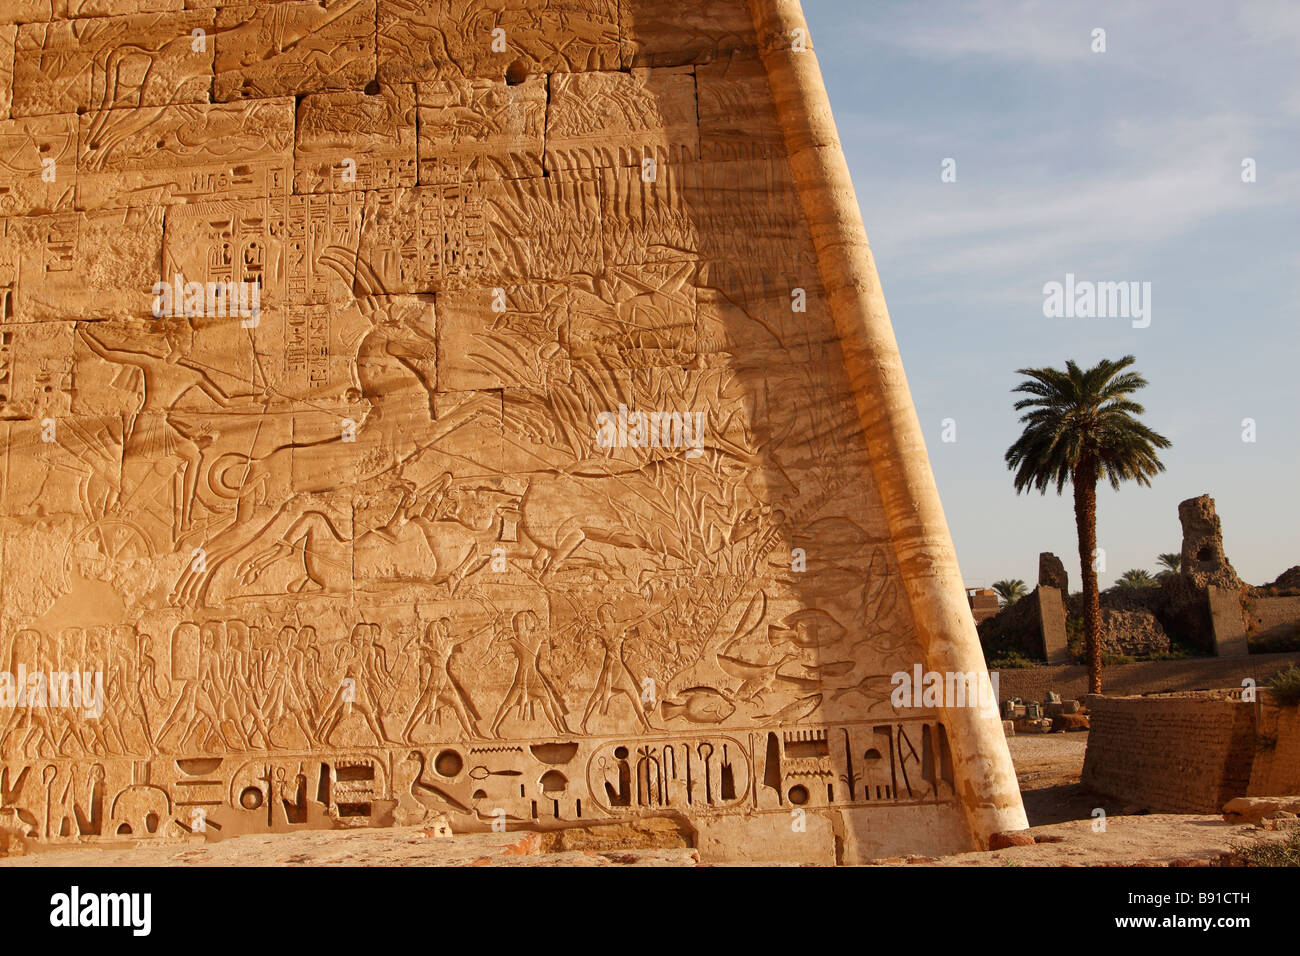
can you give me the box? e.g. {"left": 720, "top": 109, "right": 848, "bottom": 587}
{"left": 748, "top": 0, "right": 1029, "bottom": 846}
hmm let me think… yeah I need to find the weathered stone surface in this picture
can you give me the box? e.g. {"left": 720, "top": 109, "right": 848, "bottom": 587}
{"left": 1038, "top": 551, "right": 1068, "bottom": 591}
{"left": 1097, "top": 608, "right": 1171, "bottom": 657}
{"left": 1246, "top": 694, "right": 1300, "bottom": 797}
{"left": 76, "top": 99, "right": 293, "bottom": 209}
{"left": 1208, "top": 585, "right": 1250, "bottom": 657}
{"left": 437, "top": 284, "right": 568, "bottom": 390}
{"left": 214, "top": 0, "right": 377, "bottom": 102}
{"left": 1051, "top": 713, "right": 1090, "bottom": 732}
{"left": 4, "top": 1, "right": 183, "bottom": 23}
{"left": 546, "top": 67, "right": 698, "bottom": 172}
{"left": 696, "top": 53, "right": 786, "bottom": 162}
{"left": 378, "top": 0, "right": 620, "bottom": 85}
{"left": 1222, "top": 796, "right": 1300, "bottom": 824}
{"left": 416, "top": 75, "right": 545, "bottom": 183}
{"left": 0, "top": 2, "right": 46, "bottom": 26}
{"left": 0, "top": 825, "right": 25, "bottom": 858}
{"left": 70, "top": 0, "right": 183, "bottom": 16}
{"left": 1265, "top": 567, "right": 1300, "bottom": 591}
{"left": 12, "top": 11, "right": 214, "bottom": 118}
{"left": 0, "top": 114, "right": 77, "bottom": 216}
{"left": 375, "top": 0, "right": 441, "bottom": 84}
{"left": 1038, "top": 586, "right": 1069, "bottom": 663}
{"left": 0, "top": 0, "right": 1026, "bottom": 865}
{"left": 1179, "top": 494, "right": 1241, "bottom": 590}
{"left": 296, "top": 85, "right": 417, "bottom": 194}
{"left": 0, "top": 206, "right": 163, "bottom": 321}
{"left": 1084, "top": 693, "right": 1256, "bottom": 813}
{"left": 978, "top": 582, "right": 1044, "bottom": 660}
{"left": 619, "top": 0, "right": 755, "bottom": 69}
{"left": 1013, "top": 717, "right": 1053, "bottom": 734}
{"left": 989, "top": 829, "right": 1035, "bottom": 849}
{"left": 0, "top": 322, "right": 78, "bottom": 426}
{"left": 0, "top": 25, "right": 14, "bottom": 119}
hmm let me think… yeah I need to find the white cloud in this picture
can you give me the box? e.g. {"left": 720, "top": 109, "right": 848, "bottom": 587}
{"left": 864, "top": 0, "right": 1158, "bottom": 65}
{"left": 1236, "top": 0, "right": 1300, "bottom": 45}
{"left": 853, "top": 113, "right": 1300, "bottom": 291}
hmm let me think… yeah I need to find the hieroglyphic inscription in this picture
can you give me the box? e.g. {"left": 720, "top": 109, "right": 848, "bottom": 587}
{"left": 0, "top": 0, "right": 981, "bottom": 864}
{"left": 77, "top": 99, "right": 293, "bottom": 210}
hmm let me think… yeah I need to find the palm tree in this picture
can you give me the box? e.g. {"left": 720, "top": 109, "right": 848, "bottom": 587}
{"left": 1005, "top": 356, "right": 1170, "bottom": 694}
{"left": 1156, "top": 552, "right": 1181, "bottom": 579}
{"left": 991, "top": 579, "right": 1028, "bottom": 606}
{"left": 1116, "top": 568, "right": 1157, "bottom": 589}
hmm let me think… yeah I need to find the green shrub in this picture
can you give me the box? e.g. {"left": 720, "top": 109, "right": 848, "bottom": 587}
{"left": 1231, "top": 830, "right": 1300, "bottom": 866}
{"left": 1267, "top": 665, "right": 1300, "bottom": 707}
{"left": 988, "top": 650, "right": 1034, "bottom": 670}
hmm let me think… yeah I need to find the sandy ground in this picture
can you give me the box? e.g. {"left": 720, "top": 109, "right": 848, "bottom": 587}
{"left": 1, "top": 732, "right": 1291, "bottom": 866}
{"left": 0, "top": 826, "right": 698, "bottom": 867}
{"left": 899, "top": 733, "right": 1291, "bottom": 867}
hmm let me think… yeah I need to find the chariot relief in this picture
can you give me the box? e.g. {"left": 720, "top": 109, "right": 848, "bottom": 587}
{"left": 0, "top": 0, "right": 1021, "bottom": 863}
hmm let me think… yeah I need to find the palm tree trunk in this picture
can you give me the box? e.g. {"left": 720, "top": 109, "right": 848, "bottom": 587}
{"left": 1072, "top": 461, "right": 1102, "bottom": 693}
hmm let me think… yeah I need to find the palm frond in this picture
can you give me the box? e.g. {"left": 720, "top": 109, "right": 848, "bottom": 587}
{"left": 1005, "top": 355, "right": 1169, "bottom": 497}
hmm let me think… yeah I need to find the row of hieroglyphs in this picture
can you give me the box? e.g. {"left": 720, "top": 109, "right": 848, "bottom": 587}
{"left": 0, "top": 719, "right": 957, "bottom": 843}
{"left": 0, "top": 0, "right": 955, "bottom": 849}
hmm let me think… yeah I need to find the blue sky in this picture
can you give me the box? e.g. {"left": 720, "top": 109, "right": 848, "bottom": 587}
{"left": 803, "top": 0, "right": 1300, "bottom": 589}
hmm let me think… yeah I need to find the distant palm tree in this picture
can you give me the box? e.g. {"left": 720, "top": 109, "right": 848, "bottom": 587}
{"left": 1156, "top": 552, "right": 1181, "bottom": 579}
{"left": 992, "top": 579, "right": 1028, "bottom": 606}
{"left": 1117, "top": 568, "right": 1157, "bottom": 589}
{"left": 1005, "top": 356, "right": 1170, "bottom": 694}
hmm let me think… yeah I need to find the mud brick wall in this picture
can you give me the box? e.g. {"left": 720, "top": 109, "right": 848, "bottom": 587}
{"left": 1248, "top": 596, "right": 1300, "bottom": 644}
{"left": 1247, "top": 697, "right": 1300, "bottom": 797}
{"left": 1082, "top": 694, "right": 1257, "bottom": 813}
{"left": 997, "top": 650, "right": 1300, "bottom": 704}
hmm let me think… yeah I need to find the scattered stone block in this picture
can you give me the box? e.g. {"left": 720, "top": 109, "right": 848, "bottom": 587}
{"left": 989, "top": 830, "right": 1035, "bottom": 849}
{"left": 1013, "top": 717, "right": 1053, "bottom": 734}
{"left": 1052, "top": 713, "right": 1090, "bottom": 732}
{"left": 1222, "top": 796, "right": 1300, "bottom": 824}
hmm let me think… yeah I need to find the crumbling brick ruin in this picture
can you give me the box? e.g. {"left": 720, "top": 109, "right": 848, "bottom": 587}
{"left": 1083, "top": 690, "right": 1300, "bottom": 814}
{"left": 980, "top": 494, "right": 1300, "bottom": 663}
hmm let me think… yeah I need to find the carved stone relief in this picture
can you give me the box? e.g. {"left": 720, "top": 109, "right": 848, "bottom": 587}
{"left": 0, "top": 0, "right": 1020, "bottom": 864}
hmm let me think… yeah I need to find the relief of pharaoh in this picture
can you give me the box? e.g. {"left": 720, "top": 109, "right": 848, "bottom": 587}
{"left": 77, "top": 316, "right": 267, "bottom": 541}
{"left": 169, "top": 252, "right": 493, "bottom": 607}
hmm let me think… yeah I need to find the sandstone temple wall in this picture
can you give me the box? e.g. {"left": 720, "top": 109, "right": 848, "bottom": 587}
{"left": 0, "top": 0, "right": 1022, "bottom": 862}
{"left": 1082, "top": 693, "right": 1257, "bottom": 813}
{"left": 997, "top": 650, "right": 1300, "bottom": 704}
